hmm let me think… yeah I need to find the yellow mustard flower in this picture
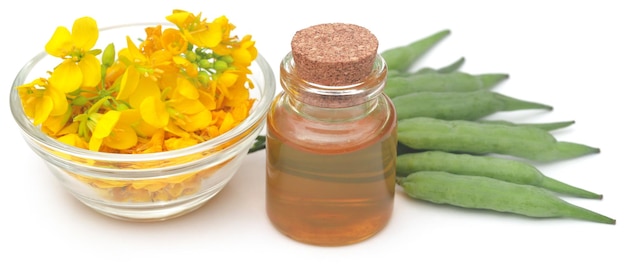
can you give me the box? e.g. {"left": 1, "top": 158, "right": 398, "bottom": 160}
{"left": 161, "top": 28, "right": 188, "bottom": 55}
{"left": 165, "top": 10, "right": 195, "bottom": 29}
{"left": 87, "top": 109, "right": 139, "bottom": 151}
{"left": 167, "top": 77, "right": 206, "bottom": 114}
{"left": 41, "top": 107, "right": 73, "bottom": 136}
{"left": 18, "top": 78, "right": 68, "bottom": 125}
{"left": 231, "top": 35, "right": 258, "bottom": 69}
{"left": 116, "top": 36, "right": 149, "bottom": 100}
{"left": 88, "top": 110, "right": 121, "bottom": 151}
{"left": 140, "top": 25, "right": 165, "bottom": 56}
{"left": 45, "top": 16, "right": 101, "bottom": 93}
{"left": 172, "top": 55, "right": 199, "bottom": 78}
{"left": 140, "top": 96, "right": 169, "bottom": 129}
{"left": 213, "top": 69, "right": 240, "bottom": 100}
{"left": 207, "top": 16, "right": 237, "bottom": 55}
{"left": 166, "top": 10, "right": 223, "bottom": 48}
{"left": 118, "top": 108, "right": 159, "bottom": 139}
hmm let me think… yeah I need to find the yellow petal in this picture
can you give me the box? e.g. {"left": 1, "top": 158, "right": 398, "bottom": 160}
{"left": 198, "top": 89, "right": 217, "bottom": 110}
{"left": 177, "top": 109, "right": 211, "bottom": 131}
{"left": 103, "top": 122, "right": 138, "bottom": 150}
{"left": 121, "top": 109, "right": 158, "bottom": 138}
{"left": 33, "top": 96, "right": 53, "bottom": 125}
{"left": 164, "top": 137, "right": 198, "bottom": 151}
{"left": 208, "top": 125, "right": 219, "bottom": 138}
{"left": 42, "top": 114, "right": 68, "bottom": 136}
{"left": 218, "top": 71, "right": 238, "bottom": 88}
{"left": 140, "top": 96, "right": 169, "bottom": 128}
{"left": 78, "top": 53, "right": 102, "bottom": 87}
{"left": 166, "top": 183, "right": 184, "bottom": 197}
{"left": 117, "top": 66, "right": 139, "bottom": 101}
{"left": 176, "top": 77, "right": 199, "bottom": 99}
{"left": 125, "top": 36, "right": 146, "bottom": 62}
{"left": 135, "top": 128, "right": 164, "bottom": 153}
{"left": 45, "top": 26, "right": 72, "bottom": 57}
{"left": 45, "top": 86, "right": 68, "bottom": 116}
{"left": 58, "top": 133, "right": 88, "bottom": 149}
{"left": 218, "top": 112, "right": 235, "bottom": 134}
{"left": 71, "top": 17, "right": 99, "bottom": 50}
{"left": 216, "top": 71, "right": 239, "bottom": 99}
{"left": 129, "top": 76, "right": 161, "bottom": 109}
{"left": 192, "top": 23, "right": 222, "bottom": 48}
{"left": 131, "top": 181, "right": 168, "bottom": 192}
{"left": 57, "top": 121, "right": 80, "bottom": 136}
{"left": 49, "top": 60, "right": 82, "bottom": 93}
{"left": 88, "top": 136, "right": 104, "bottom": 152}
{"left": 90, "top": 179, "right": 128, "bottom": 188}
{"left": 231, "top": 101, "right": 251, "bottom": 122}
{"left": 92, "top": 110, "right": 121, "bottom": 139}
{"left": 164, "top": 122, "right": 189, "bottom": 138}
{"left": 232, "top": 48, "right": 253, "bottom": 67}
{"left": 213, "top": 16, "right": 233, "bottom": 41}
{"left": 169, "top": 98, "right": 205, "bottom": 114}
{"left": 162, "top": 28, "right": 187, "bottom": 54}
{"left": 223, "top": 84, "right": 250, "bottom": 107}
{"left": 165, "top": 11, "right": 193, "bottom": 28}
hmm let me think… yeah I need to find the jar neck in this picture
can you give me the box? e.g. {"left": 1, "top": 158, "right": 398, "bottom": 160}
{"left": 280, "top": 52, "right": 388, "bottom": 109}
{"left": 286, "top": 95, "right": 380, "bottom": 123}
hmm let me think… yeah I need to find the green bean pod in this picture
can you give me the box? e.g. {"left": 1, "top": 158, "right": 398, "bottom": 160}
{"left": 389, "top": 57, "right": 466, "bottom": 78}
{"left": 385, "top": 71, "right": 509, "bottom": 98}
{"left": 478, "top": 120, "right": 575, "bottom": 131}
{"left": 248, "top": 135, "right": 266, "bottom": 154}
{"left": 397, "top": 117, "right": 600, "bottom": 162}
{"left": 396, "top": 151, "right": 602, "bottom": 199}
{"left": 397, "top": 171, "right": 615, "bottom": 224}
{"left": 381, "top": 29, "right": 451, "bottom": 73}
{"left": 393, "top": 90, "right": 552, "bottom": 121}
{"left": 415, "top": 57, "right": 466, "bottom": 75}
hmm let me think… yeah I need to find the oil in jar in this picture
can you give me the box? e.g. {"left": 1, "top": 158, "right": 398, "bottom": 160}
{"left": 265, "top": 23, "right": 397, "bottom": 246}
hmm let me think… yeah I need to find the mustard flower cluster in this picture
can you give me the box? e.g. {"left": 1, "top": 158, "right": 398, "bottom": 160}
{"left": 18, "top": 10, "right": 258, "bottom": 153}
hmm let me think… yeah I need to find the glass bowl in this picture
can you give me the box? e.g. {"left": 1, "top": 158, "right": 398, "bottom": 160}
{"left": 9, "top": 23, "right": 276, "bottom": 222}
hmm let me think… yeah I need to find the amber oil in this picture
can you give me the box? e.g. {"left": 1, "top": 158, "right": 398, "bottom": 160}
{"left": 265, "top": 52, "right": 397, "bottom": 246}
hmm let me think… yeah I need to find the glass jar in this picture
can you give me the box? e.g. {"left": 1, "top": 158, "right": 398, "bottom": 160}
{"left": 265, "top": 51, "right": 397, "bottom": 246}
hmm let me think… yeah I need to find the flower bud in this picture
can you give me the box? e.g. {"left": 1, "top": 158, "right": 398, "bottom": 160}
{"left": 198, "top": 70, "right": 210, "bottom": 85}
{"left": 214, "top": 60, "right": 228, "bottom": 71}
{"left": 185, "top": 50, "right": 197, "bottom": 62}
{"left": 102, "top": 43, "right": 116, "bottom": 67}
{"left": 198, "top": 59, "right": 212, "bottom": 69}
{"left": 72, "top": 95, "right": 89, "bottom": 106}
{"left": 220, "top": 55, "right": 234, "bottom": 64}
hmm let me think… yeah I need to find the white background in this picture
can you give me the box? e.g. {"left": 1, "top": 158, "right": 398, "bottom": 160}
{"left": 1, "top": 1, "right": 624, "bottom": 263}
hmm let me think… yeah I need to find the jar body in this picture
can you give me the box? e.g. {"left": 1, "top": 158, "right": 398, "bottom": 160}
{"left": 265, "top": 53, "right": 397, "bottom": 246}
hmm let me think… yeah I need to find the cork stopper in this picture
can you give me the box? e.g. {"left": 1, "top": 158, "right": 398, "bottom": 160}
{"left": 291, "top": 23, "right": 379, "bottom": 86}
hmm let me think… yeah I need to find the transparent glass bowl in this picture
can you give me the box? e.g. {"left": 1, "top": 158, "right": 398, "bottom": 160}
{"left": 9, "top": 23, "right": 276, "bottom": 222}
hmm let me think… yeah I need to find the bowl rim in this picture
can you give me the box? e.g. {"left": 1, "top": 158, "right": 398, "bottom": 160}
{"left": 9, "top": 22, "right": 276, "bottom": 161}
